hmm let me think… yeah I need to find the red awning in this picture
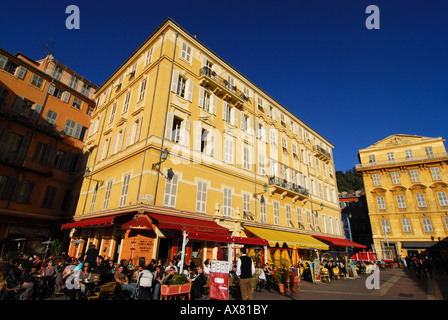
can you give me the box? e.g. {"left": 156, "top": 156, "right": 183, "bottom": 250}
{"left": 187, "top": 231, "right": 233, "bottom": 243}
{"left": 312, "top": 235, "right": 367, "bottom": 249}
{"left": 233, "top": 236, "right": 268, "bottom": 246}
{"left": 121, "top": 216, "right": 153, "bottom": 230}
{"left": 61, "top": 214, "right": 126, "bottom": 230}
{"left": 148, "top": 213, "right": 229, "bottom": 235}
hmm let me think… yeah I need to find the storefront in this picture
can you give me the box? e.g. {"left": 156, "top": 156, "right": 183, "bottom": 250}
{"left": 312, "top": 235, "right": 367, "bottom": 261}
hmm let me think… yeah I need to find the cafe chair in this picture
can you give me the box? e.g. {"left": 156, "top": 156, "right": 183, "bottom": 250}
{"left": 87, "top": 282, "right": 116, "bottom": 300}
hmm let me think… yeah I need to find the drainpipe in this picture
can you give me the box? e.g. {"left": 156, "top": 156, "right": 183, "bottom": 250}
{"left": 135, "top": 32, "right": 166, "bottom": 204}
{"left": 153, "top": 32, "right": 178, "bottom": 206}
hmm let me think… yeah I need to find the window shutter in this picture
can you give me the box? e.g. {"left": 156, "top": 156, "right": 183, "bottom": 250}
{"left": 17, "top": 66, "right": 27, "bottom": 79}
{"left": 74, "top": 123, "right": 83, "bottom": 139}
{"left": 165, "top": 112, "right": 174, "bottom": 140}
{"left": 211, "top": 94, "right": 217, "bottom": 115}
{"left": 126, "top": 122, "right": 134, "bottom": 147}
{"left": 118, "top": 128, "right": 126, "bottom": 151}
{"left": 134, "top": 117, "right": 142, "bottom": 143}
{"left": 182, "top": 119, "right": 190, "bottom": 147}
{"left": 233, "top": 107, "right": 238, "bottom": 127}
{"left": 209, "top": 132, "right": 215, "bottom": 157}
{"left": 222, "top": 100, "right": 228, "bottom": 120}
{"left": 195, "top": 123, "right": 202, "bottom": 151}
{"left": 15, "top": 136, "right": 31, "bottom": 165}
{"left": 44, "top": 145, "right": 57, "bottom": 166}
{"left": 31, "top": 104, "right": 43, "bottom": 121}
{"left": 63, "top": 91, "right": 71, "bottom": 103}
{"left": 186, "top": 79, "right": 193, "bottom": 102}
{"left": 0, "top": 56, "right": 8, "bottom": 69}
{"left": 198, "top": 86, "right": 204, "bottom": 108}
{"left": 12, "top": 95, "right": 24, "bottom": 113}
{"left": 48, "top": 84, "right": 55, "bottom": 95}
{"left": 171, "top": 70, "right": 179, "bottom": 93}
{"left": 63, "top": 152, "right": 74, "bottom": 171}
{"left": 110, "top": 132, "right": 118, "bottom": 155}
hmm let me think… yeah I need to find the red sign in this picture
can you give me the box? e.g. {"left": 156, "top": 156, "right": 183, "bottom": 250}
{"left": 210, "top": 272, "right": 229, "bottom": 300}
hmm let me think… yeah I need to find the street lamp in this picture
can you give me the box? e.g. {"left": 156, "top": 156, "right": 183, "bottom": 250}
{"left": 254, "top": 184, "right": 268, "bottom": 203}
{"left": 84, "top": 168, "right": 103, "bottom": 185}
{"left": 152, "top": 148, "right": 169, "bottom": 171}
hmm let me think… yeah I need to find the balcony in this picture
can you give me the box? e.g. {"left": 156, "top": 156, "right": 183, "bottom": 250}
{"left": 313, "top": 145, "right": 332, "bottom": 161}
{"left": 199, "top": 67, "right": 249, "bottom": 108}
{"left": 268, "top": 176, "right": 309, "bottom": 202}
{"left": 356, "top": 152, "right": 448, "bottom": 170}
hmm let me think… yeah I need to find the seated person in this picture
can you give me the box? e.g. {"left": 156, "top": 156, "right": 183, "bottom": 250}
{"left": 114, "top": 265, "right": 136, "bottom": 299}
{"left": 136, "top": 265, "right": 153, "bottom": 300}
{"left": 189, "top": 265, "right": 206, "bottom": 300}
{"left": 161, "top": 267, "right": 176, "bottom": 285}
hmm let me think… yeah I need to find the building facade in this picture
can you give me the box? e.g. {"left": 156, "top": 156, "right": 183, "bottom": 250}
{"left": 357, "top": 134, "right": 448, "bottom": 261}
{"left": 0, "top": 48, "right": 97, "bottom": 255}
{"left": 65, "top": 19, "right": 348, "bottom": 266}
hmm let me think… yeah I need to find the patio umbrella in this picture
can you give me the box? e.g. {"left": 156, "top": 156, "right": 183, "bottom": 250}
{"left": 273, "top": 249, "right": 281, "bottom": 269}
{"left": 267, "top": 250, "right": 273, "bottom": 265}
{"left": 292, "top": 245, "right": 298, "bottom": 270}
{"left": 281, "top": 250, "right": 291, "bottom": 270}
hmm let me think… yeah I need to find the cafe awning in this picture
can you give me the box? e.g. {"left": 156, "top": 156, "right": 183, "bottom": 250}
{"left": 313, "top": 235, "right": 367, "bottom": 249}
{"left": 61, "top": 214, "right": 127, "bottom": 230}
{"left": 401, "top": 241, "right": 436, "bottom": 249}
{"left": 233, "top": 236, "right": 269, "bottom": 246}
{"left": 243, "top": 226, "right": 329, "bottom": 250}
{"left": 148, "top": 213, "right": 229, "bottom": 235}
{"left": 121, "top": 215, "right": 153, "bottom": 230}
{"left": 187, "top": 231, "right": 233, "bottom": 243}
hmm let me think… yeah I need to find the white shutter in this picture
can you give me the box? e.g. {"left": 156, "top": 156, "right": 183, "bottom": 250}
{"left": 211, "top": 94, "right": 217, "bottom": 115}
{"left": 110, "top": 132, "right": 118, "bottom": 155}
{"left": 48, "top": 84, "right": 55, "bottom": 95}
{"left": 0, "top": 56, "right": 8, "bottom": 69}
{"left": 171, "top": 70, "right": 179, "bottom": 93}
{"left": 222, "top": 100, "right": 228, "bottom": 120}
{"left": 195, "top": 123, "right": 202, "bottom": 151}
{"left": 63, "top": 91, "right": 71, "bottom": 103}
{"left": 209, "top": 132, "right": 215, "bottom": 157}
{"left": 186, "top": 79, "right": 193, "bottom": 102}
{"left": 134, "top": 117, "right": 142, "bottom": 143}
{"left": 233, "top": 107, "right": 238, "bottom": 127}
{"left": 198, "top": 86, "right": 204, "bottom": 108}
{"left": 118, "top": 128, "right": 125, "bottom": 151}
{"left": 74, "top": 123, "right": 83, "bottom": 139}
{"left": 126, "top": 122, "right": 134, "bottom": 147}
{"left": 165, "top": 112, "right": 174, "bottom": 140}
{"left": 182, "top": 119, "right": 190, "bottom": 147}
{"left": 16, "top": 66, "right": 27, "bottom": 79}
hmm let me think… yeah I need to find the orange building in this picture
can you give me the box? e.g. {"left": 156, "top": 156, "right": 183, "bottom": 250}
{"left": 0, "top": 48, "right": 97, "bottom": 255}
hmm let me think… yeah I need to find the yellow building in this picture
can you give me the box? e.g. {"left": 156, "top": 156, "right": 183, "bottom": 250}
{"left": 64, "top": 18, "right": 349, "bottom": 266}
{"left": 357, "top": 134, "right": 448, "bottom": 261}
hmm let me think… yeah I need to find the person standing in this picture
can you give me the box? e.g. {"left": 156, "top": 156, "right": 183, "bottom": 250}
{"left": 84, "top": 243, "right": 99, "bottom": 267}
{"left": 236, "top": 247, "right": 255, "bottom": 300}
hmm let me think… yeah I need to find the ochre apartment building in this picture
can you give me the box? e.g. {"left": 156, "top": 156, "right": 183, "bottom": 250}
{"left": 64, "top": 18, "right": 362, "bottom": 267}
{"left": 0, "top": 48, "right": 97, "bottom": 254}
{"left": 357, "top": 134, "right": 448, "bottom": 262}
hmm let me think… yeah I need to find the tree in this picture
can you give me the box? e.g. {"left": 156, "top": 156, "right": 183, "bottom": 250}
{"left": 336, "top": 167, "right": 364, "bottom": 193}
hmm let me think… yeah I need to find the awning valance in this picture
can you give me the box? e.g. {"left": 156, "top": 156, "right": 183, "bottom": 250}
{"left": 187, "top": 231, "right": 233, "bottom": 243}
{"left": 401, "top": 241, "right": 436, "bottom": 249}
{"left": 233, "top": 236, "right": 268, "bottom": 246}
{"left": 148, "top": 213, "right": 229, "bottom": 235}
{"left": 313, "top": 235, "right": 367, "bottom": 249}
{"left": 61, "top": 214, "right": 127, "bottom": 230}
{"left": 121, "top": 215, "right": 153, "bottom": 230}
{"left": 243, "top": 226, "right": 329, "bottom": 250}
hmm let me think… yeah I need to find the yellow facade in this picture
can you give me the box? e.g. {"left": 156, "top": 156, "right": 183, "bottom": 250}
{"left": 357, "top": 134, "right": 448, "bottom": 261}
{"left": 70, "top": 19, "right": 341, "bottom": 264}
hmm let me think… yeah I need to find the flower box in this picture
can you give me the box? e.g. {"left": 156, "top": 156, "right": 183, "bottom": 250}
{"left": 160, "top": 283, "right": 191, "bottom": 300}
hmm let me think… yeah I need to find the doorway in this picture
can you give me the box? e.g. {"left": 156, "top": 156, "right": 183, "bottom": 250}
{"left": 158, "top": 238, "right": 172, "bottom": 265}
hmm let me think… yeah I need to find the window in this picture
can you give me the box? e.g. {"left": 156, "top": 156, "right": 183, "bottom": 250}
{"left": 51, "top": 65, "right": 62, "bottom": 80}
{"left": 422, "top": 218, "right": 433, "bottom": 232}
{"left": 198, "top": 89, "right": 216, "bottom": 114}
{"left": 163, "top": 173, "right": 178, "bottom": 208}
{"left": 243, "top": 145, "right": 250, "bottom": 170}
{"left": 68, "top": 75, "right": 79, "bottom": 90}
{"left": 405, "top": 149, "right": 414, "bottom": 160}
{"left": 196, "top": 181, "right": 207, "bottom": 213}
{"left": 12, "top": 95, "right": 34, "bottom": 118}
{"left": 416, "top": 193, "right": 427, "bottom": 207}
{"left": 64, "top": 119, "right": 76, "bottom": 136}
{"left": 402, "top": 219, "right": 412, "bottom": 233}
{"left": 126, "top": 117, "right": 142, "bottom": 146}
{"left": 387, "top": 152, "right": 395, "bottom": 162}
{"left": 273, "top": 202, "right": 279, "bottom": 225}
{"left": 372, "top": 173, "right": 381, "bottom": 186}
{"left": 176, "top": 76, "right": 187, "bottom": 98}
{"left": 89, "top": 185, "right": 97, "bottom": 213}
{"left": 258, "top": 154, "right": 266, "bottom": 175}
{"left": 286, "top": 205, "right": 292, "bottom": 226}
{"left": 425, "top": 147, "right": 434, "bottom": 158}
{"left": 369, "top": 154, "right": 376, "bottom": 163}
{"left": 297, "top": 208, "right": 303, "bottom": 229}
{"left": 243, "top": 193, "right": 252, "bottom": 220}
{"left": 180, "top": 42, "right": 192, "bottom": 63}
{"left": 72, "top": 96, "right": 82, "bottom": 110}
{"left": 108, "top": 103, "right": 117, "bottom": 124}
{"left": 103, "top": 180, "right": 113, "bottom": 210}
{"left": 0, "top": 86, "right": 8, "bottom": 107}
{"left": 437, "top": 192, "right": 448, "bottom": 206}
{"left": 122, "top": 92, "right": 131, "bottom": 113}
{"left": 306, "top": 210, "right": 312, "bottom": 229}
{"left": 377, "top": 196, "right": 386, "bottom": 209}
{"left": 409, "top": 169, "right": 419, "bottom": 182}
{"left": 222, "top": 101, "right": 231, "bottom": 123}
{"left": 431, "top": 167, "right": 441, "bottom": 180}
{"left": 145, "top": 47, "right": 153, "bottom": 66}
{"left": 129, "top": 63, "right": 137, "bottom": 79}
{"left": 281, "top": 137, "right": 287, "bottom": 153}
{"left": 396, "top": 195, "right": 406, "bottom": 208}
{"left": 30, "top": 74, "right": 44, "bottom": 89}
{"left": 119, "top": 174, "right": 131, "bottom": 207}
{"left": 14, "top": 180, "right": 35, "bottom": 204}
{"left": 224, "top": 137, "right": 233, "bottom": 164}
{"left": 138, "top": 78, "right": 147, "bottom": 101}
{"left": 260, "top": 201, "right": 266, "bottom": 224}
{"left": 381, "top": 219, "right": 391, "bottom": 233}
{"left": 41, "top": 186, "right": 57, "bottom": 208}
{"left": 50, "top": 86, "right": 64, "bottom": 99}
{"left": 223, "top": 188, "right": 232, "bottom": 217}
{"left": 53, "top": 150, "right": 65, "bottom": 169}
{"left": 257, "top": 97, "right": 263, "bottom": 112}
{"left": 81, "top": 83, "right": 90, "bottom": 96}
{"left": 391, "top": 171, "right": 400, "bottom": 184}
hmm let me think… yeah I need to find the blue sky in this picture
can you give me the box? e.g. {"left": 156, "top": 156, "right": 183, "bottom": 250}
{"left": 2, "top": 0, "right": 447, "bottom": 172}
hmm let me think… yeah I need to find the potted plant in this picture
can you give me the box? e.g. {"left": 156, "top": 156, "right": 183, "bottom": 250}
{"left": 274, "top": 268, "right": 288, "bottom": 295}
{"left": 160, "top": 273, "right": 191, "bottom": 300}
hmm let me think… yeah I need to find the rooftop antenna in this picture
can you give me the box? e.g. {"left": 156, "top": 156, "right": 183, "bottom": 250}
{"left": 40, "top": 38, "right": 55, "bottom": 73}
